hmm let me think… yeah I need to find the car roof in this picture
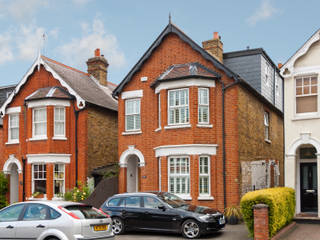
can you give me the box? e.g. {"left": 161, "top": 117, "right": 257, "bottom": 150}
{"left": 10, "top": 200, "right": 88, "bottom": 208}
{"left": 109, "top": 192, "right": 164, "bottom": 198}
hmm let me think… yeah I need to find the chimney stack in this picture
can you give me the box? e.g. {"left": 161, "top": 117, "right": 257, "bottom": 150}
{"left": 86, "top": 48, "right": 109, "bottom": 86}
{"left": 202, "top": 32, "right": 224, "bottom": 63}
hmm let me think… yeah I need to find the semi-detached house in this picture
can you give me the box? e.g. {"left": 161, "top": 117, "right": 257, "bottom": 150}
{"left": 0, "top": 49, "right": 118, "bottom": 203}
{"left": 113, "top": 23, "right": 284, "bottom": 210}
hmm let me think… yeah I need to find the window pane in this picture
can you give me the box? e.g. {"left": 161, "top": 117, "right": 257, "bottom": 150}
{"left": 296, "top": 87, "right": 302, "bottom": 95}
{"left": 143, "top": 197, "right": 161, "bottom": 209}
{"left": 168, "top": 89, "right": 189, "bottom": 124}
{"left": 125, "top": 197, "right": 141, "bottom": 208}
{"left": 23, "top": 204, "right": 48, "bottom": 221}
{"left": 311, "top": 77, "right": 317, "bottom": 85}
{"left": 296, "top": 78, "right": 302, "bottom": 86}
{"left": 297, "top": 96, "right": 317, "bottom": 113}
{"left": 0, "top": 204, "right": 24, "bottom": 221}
{"left": 168, "top": 157, "right": 190, "bottom": 195}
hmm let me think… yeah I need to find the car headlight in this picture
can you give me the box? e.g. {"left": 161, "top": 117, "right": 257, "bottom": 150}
{"left": 199, "top": 214, "right": 212, "bottom": 222}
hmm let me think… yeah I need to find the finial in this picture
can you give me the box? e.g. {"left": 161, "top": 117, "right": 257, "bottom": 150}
{"left": 169, "top": 12, "right": 172, "bottom": 24}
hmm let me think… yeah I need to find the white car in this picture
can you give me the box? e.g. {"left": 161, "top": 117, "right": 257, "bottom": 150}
{"left": 0, "top": 201, "right": 114, "bottom": 240}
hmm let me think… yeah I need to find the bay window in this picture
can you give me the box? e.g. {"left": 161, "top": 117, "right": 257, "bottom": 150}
{"left": 125, "top": 99, "right": 141, "bottom": 131}
{"left": 199, "top": 156, "right": 210, "bottom": 196}
{"left": 33, "top": 164, "right": 46, "bottom": 194}
{"left": 168, "top": 89, "right": 189, "bottom": 125}
{"left": 33, "top": 108, "right": 47, "bottom": 138}
{"left": 168, "top": 157, "right": 190, "bottom": 196}
{"left": 296, "top": 76, "right": 318, "bottom": 114}
{"left": 54, "top": 164, "right": 65, "bottom": 197}
{"left": 54, "top": 107, "right": 65, "bottom": 137}
{"left": 198, "top": 88, "right": 209, "bottom": 124}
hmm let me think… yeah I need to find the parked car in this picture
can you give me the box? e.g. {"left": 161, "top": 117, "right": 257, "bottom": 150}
{"left": 0, "top": 201, "right": 114, "bottom": 240}
{"left": 100, "top": 192, "right": 225, "bottom": 239}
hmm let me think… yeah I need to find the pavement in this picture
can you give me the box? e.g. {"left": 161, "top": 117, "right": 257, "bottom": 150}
{"left": 115, "top": 223, "right": 251, "bottom": 240}
{"left": 278, "top": 223, "right": 320, "bottom": 240}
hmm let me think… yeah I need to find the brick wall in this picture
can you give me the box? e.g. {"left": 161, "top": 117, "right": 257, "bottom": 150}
{"left": 238, "top": 86, "right": 284, "bottom": 196}
{"left": 87, "top": 105, "right": 118, "bottom": 176}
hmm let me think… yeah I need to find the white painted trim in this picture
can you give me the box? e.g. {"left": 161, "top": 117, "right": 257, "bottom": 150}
{"left": 27, "top": 154, "right": 71, "bottom": 164}
{"left": 281, "top": 29, "right": 320, "bottom": 76}
{"left": 122, "top": 131, "right": 142, "bottom": 135}
{"left": 198, "top": 87, "right": 210, "bottom": 125}
{"left": 287, "top": 133, "right": 320, "bottom": 155}
{"left": 0, "top": 55, "right": 85, "bottom": 117}
{"left": 6, "top": 107, "right": 21, "bottom": 114}
{"left": 27, "top": 99, "right": 70, "bottom": 108}
{"left": 141, "top": 77, "right": 148, "bottom": 82}
{"left": 155, "top": 127, "right": 161, "bottom": 132}
{"left": 197, "top": 196, "right": 214, "bottom": 200}
{"left": 179, "top": 195, "right": 192, "bottom": 200}
{"left": 167, "top": 88, "right": 189, "bottom": 125}
{"left": 54, "top": 106, "right": 66, "bottom": 138}
{"left": 164, "top": 124, "right": 191, "bottom": 129}
{"left": 52, "top": 136, "right": 67, "bottom": 140}
{"left": 119, "top": 145, "right": 145, "bottom": 167}
{"left": 154, "top": 144, "right": 218, "bottom": 157}
{"left": 155, "top": 78, "right": 216, "bottom": 94}
{"left": 121, "top": 90, "right": 143, "bottom": 99}
{"left": 199, "top": 155, "right": 212, "bottom": 198}
{"left": 3, "top": 155, "right": 22, "bottom": 174}
{"left": 29, "top": 137, "right": 48, "bottom": 141}
{"left": 197, "top": 124, "right": 213, "bottom": 128}
{"left": 6, "top": 140, "right": 19, "bottom": 145}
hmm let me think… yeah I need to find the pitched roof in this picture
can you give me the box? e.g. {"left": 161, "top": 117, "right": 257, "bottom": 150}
{"left": 42, "top": 56, "right": 117, "bottom": 111}
{"left": 112, "top": 23, "right": 241, "bottom": 97}
{"left": 25, "top": 86, "right": 73, "bottom": 101}
{"left": 151, "top": 62, "right": 220, "bottom": 87}
{"left": 0, "top": 55, "right": 117, "bottom": 116}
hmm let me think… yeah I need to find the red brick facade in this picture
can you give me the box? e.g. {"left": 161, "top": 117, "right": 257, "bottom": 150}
{"left": 116, "top": 25, "right": 283, "bottom": 212}
{"left": 0, "top": 56, "right": 118, "bottom": 203}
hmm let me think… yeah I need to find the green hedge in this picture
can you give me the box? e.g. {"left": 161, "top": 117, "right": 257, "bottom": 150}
{"left": 240, "top": 187, "right": 295, "bottom": 237}
{"left": 0, "top": 172, "right": 8, "bottom": 209}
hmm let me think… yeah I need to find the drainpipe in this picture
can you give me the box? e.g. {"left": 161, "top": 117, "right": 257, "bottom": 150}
{"left": 221, "top": 80, "right": 238, "bottom": 209}
{"left": 22, "top": 158, "right": 26, "bottom": 201}
{"left": 73, "top": 104, "right": 84, "bottom": 188}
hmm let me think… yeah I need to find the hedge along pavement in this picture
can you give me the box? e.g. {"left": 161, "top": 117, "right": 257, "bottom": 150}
{"left": 0, "top": 172, "right": 8, "bottom": 209}
{"left": 240, "top": 187, "right": 295, "bottom": 238}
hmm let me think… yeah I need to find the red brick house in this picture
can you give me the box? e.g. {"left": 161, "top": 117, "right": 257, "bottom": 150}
{"left": 113, "top": 23, "right": 283, "bottom": 211}
{"left": 0, "top": 49, "right": 118, "bottom": 203}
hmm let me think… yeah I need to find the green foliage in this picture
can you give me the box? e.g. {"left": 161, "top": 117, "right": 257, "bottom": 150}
{"left": 0, "top": 173, "right": 8, "bottom": 209}
{"left": 64, "top": 182, "right": 92, "bottom": 202}
{"left": 240, "top": 187, "right": 295, "bottom": 238}
{"left": 104, "top": 165, "right": 119, "bottom": 179}
{"left": 224, "top": 205, "right": 242, "bottom": 219}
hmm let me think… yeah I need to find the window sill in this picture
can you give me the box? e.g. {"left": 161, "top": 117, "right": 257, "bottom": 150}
{"left": 27, "top": 196, "right": 47, "bottom": 201}
{"left": 198, "top": 195, "right": 214, "bottom": 200}
{"left": 52, "top": 136, "right": 67, "bottom": 140}
{"left": 52, "top": 197, "right": 64, "bottom": 201}
{"left": 6, "top": 140, "right": 19, "bottom": 145}
{"left": 265, "top": 139, "right": 271, "bottom": 144}
{"left": 292, "top": 114, "right": 320, "bottom": 121}
{"left": 28, "top": 137, "right": 48, "bottom": 141}
{"left": 164, "top": 124, "right": 191, "bottom": 130}
{"left": 122, "top": 131, "right": 142, "bottom": 135}
{"left": 197, "top": 124, "right": 213, "bottom": 128}
{"left": 155, "top": 127, "right": 161, "bottom": 132}
{"left": 176, "top": 194, "right": 192, "bottom": 200}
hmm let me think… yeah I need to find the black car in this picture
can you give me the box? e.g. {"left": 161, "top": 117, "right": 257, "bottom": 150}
{"left": 100, "top": 192, "right": 225, "bottom": 239}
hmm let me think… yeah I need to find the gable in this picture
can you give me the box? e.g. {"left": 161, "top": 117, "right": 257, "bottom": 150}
{"left": 294, "top": 40, "right": 320, "bottom": 68}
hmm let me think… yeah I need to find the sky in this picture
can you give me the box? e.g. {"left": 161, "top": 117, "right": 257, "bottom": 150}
{"left": 0, "top": 0, "right": 319, "bottom": 86}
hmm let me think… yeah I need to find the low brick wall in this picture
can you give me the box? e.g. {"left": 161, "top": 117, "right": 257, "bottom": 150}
{"left": 254, "top": 204, "right": 269, "bottom": 240}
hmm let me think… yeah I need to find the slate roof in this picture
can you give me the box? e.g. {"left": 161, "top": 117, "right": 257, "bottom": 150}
{"left": 151, "top": 62, "right": 219, "bottom": 88}
{"left": 0, "top": 85, "right": 16, "bottom": 108}
{"left": 42, "top": 56, "right": 118, "bottom": 111}
{"left": 25, "top": 86, "right": 73, "bottom": 101}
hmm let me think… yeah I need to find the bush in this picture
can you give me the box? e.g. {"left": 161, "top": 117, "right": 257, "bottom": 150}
{"left": 64, "top": 182, "right": 92, "bottom": 202}
{"left": 0, "top": 173, "right": 8, "bottom": 209}
{"left": 240, "top": 187, "right": 295, "bottom": 238}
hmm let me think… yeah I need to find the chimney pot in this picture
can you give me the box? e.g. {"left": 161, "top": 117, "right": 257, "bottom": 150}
{"left": 94, "top": 48, "right": 100, "bottom": 57}
{"left": 278, "top": 63, "right": 283, "bottom": 69}
{"left": 214, "top": 32, "right": 219, "bottom": 39}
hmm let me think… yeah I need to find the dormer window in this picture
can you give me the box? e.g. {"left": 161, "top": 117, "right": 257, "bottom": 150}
{"left": 296, "top": 76, "right": 317, "bottom": 114}
{"left": 168, "top": 89, "right": 189, "bottom": 125}
{"left": 33, "top": 107, "right": 47, "bottom": 139}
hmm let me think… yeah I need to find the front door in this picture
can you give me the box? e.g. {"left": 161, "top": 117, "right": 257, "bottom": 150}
{"left": 10, "top": 164, "right": 19, "bottom": 204}
{"left": 127, "top": 156, "right": 138, "bottom": 192}
{"left": 300, "top": 163, "right": 318, "bottom": 212}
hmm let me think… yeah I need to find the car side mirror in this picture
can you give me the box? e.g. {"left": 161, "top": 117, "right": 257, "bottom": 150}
{"left": 158, "top": 204, "right": 166, "bottom": 211}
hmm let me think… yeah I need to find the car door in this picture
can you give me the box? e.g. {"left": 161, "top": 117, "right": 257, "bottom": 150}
{"left": 122, "top": 196, "right": 144, "bottom": 229}
{"left": 0, "top": 203, "right": 25, "bottom": 239}
{"left": 141, "top": 196, "right": 180, "bottom": 231}
{"left": 15, "top": 203, "right": 52, "bottom": 239}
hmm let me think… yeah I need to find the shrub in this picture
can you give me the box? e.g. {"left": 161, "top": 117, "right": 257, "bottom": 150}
{"left": 240, "top": 187, "right": 295, "bottom": 238}
{"left": 0, "top": 173, "right": 8, "bottom": 209}
{"left": 64, "top": 182, "right": 92, "bottom": 202}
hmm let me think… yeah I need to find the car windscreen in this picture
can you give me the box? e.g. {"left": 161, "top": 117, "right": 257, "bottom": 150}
{"left": 157, "top": 192, "right": 187, "bottom": 208}
{"left": 64, "top": 205, "right": 106, "bottom": 219}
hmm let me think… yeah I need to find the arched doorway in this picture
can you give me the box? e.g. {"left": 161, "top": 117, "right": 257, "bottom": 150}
{"left": 3, "top": 155, "right": 22, "bottom": 204}
{"left": 127, "top": 155, "right": 138, "bottom": 192}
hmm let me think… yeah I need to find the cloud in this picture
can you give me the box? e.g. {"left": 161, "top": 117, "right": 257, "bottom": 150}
{"left": 247, "top": 0, "right": 278, "bottom": 26}
{"left": 72, "top": 0, "right": 92, "bottom": 5}
{"left": 0, "top": 0, "right": 48, "bottom": 21}
{"left": 0, "top": 33, "right": 14, "bottom": 64}
{"left": 57, "top": 18, "right": 125, "bottom": 69}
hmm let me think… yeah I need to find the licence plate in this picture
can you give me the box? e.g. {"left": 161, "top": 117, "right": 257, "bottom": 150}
{"left": 219, "top": 218, "right": 225, "bottom": 225}
{"left": 93, "top": 225, "right": 108, "bottom": 231}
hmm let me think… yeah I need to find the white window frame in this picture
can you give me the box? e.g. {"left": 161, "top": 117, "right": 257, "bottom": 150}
{"left": 54, "top": 164, "right": 65, "bottom": 197}
{"left": 198, "top": 88, "right": 209, "bottom": 124}
{"left": 125, "top": 98, "right": 141, "bottom": 132}
{"left": 54, "top": 107, "right": 66, "bottom": 138}
{"left": 168, "top": 88, "right": 189, "bottom": 125}
{"left": 199, "top": 155, "right": 211, "bottom": 197}
{"left": 168, "top": 156, "right": 191, "bottom": 200}
{"left": 295, "top": 75, "right": 318, "bottom": 116}
{"left": 32, "top": 107, "right": 47, "bottom": 139}
{"left": 158, "top": 94, "right": 161, "bottom": 129}
{"left": 264, "top": 111, "right": 270, "bottom": 141}
{"left": 32, "top": 164, "right": 47, "bottom": 195}
{"left": 8, "top": 113, "right": 19, "bottom": 144}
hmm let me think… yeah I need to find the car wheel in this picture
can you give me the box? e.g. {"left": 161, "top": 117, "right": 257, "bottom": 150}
{"left": 46, "top": 238, "right": 59, "bottom": 240}
{"left": 181, "top": 219, "right": 201, "bottom": 239}
{"left": 112, "top": 217, "right": 125, "bottom": 235}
